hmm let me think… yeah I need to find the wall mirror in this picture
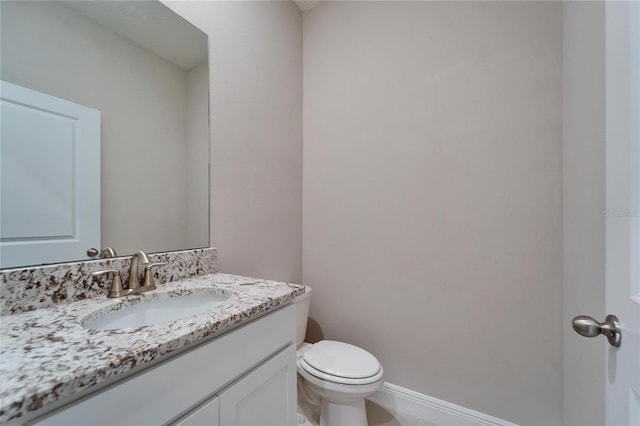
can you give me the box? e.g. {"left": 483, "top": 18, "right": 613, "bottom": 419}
{"left": 0, "top": 0, "right": 210, "bottom": 268}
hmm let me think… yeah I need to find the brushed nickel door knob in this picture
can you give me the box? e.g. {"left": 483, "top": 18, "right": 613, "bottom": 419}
{"left": 572, "top": 314, "right": 621, "bottom": 347}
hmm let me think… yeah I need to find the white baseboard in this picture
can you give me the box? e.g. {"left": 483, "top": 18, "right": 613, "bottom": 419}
{"left": 367, "top": 382, "right": 519, "bottom": 426}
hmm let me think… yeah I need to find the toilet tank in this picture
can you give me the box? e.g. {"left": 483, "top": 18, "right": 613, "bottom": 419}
{"left": 294, "top": 286, "right": 312, "bottom": 346}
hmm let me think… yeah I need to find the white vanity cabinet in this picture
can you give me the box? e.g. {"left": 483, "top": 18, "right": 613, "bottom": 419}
{"left": 177, "top": 346, "right": 296, "bottom": 426}
{"left": 218, "top": 346, "right": 295, "bottom": 426}
{"left": 27, "top": 305, "right": 297, "bottom": 426}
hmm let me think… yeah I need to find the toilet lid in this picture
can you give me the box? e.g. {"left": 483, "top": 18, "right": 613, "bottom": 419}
{"left": 301, "top": 340, "right": 381, "bottom": 379}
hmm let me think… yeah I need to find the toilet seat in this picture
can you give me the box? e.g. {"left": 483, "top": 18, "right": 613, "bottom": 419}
{"left": 299, "top": 340, "right": 383, "bottom": 385}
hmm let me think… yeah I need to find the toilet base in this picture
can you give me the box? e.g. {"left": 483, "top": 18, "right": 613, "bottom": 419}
{"left": 319, "top": 398, "right": 367, "bottom": 426}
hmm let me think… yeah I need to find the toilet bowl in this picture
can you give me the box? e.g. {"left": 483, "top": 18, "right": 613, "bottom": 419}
{"left": 294, "top": 286, "right": 383, "bottom": 426}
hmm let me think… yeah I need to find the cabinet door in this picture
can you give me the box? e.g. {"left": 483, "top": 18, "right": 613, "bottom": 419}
{"left": 219, "top": 345, "right": 296, "bottom": 426}
{"left": 175, "top": 396, "right": 219, "bottom": 426}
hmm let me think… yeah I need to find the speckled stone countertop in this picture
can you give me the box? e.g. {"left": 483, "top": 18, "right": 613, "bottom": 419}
{"left": 0, "top": 272, "right": 304, "bottom": 424}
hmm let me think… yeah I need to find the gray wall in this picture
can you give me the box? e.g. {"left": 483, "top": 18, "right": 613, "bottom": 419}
{"left": 562, "top": 2, "right": 606, "bottom": 425}
{"left": 165, "top": 2, "right": 608, "bottom": 424}
{"left": 165, "top": 1, "right": 303, "bottom": 283}
{"left": 302, "top": 2, "right": 563, "bottom": 425}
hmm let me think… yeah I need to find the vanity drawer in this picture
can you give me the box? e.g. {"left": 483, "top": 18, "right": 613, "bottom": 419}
{"left": 30, "top": 305, "right": 295, "bottom": 426}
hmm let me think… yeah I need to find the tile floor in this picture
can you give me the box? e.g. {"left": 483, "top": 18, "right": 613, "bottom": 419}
{"left": 297, "top": 399, "right": 439, "bottom": 426}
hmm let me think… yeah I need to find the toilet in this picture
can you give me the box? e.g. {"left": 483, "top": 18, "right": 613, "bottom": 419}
{"left": 294, "top": 286, "right": 384, "bottom": 426}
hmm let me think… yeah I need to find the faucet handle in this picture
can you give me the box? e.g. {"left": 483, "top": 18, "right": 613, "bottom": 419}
{"left": 92, "top": 269, "right": 134, "bottom": 298}
{"left": 87, "top": 247, "right": 118, "bottom": 258}
{"left": 140, "top": 262, "right": 166, "bottom": 293}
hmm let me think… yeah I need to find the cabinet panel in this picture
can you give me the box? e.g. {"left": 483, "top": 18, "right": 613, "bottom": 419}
{"left": 219, "top": 345, "right": 296, "bottom": 426}
{"left": 175, "top": 396, "right": 219, "bottom": 426}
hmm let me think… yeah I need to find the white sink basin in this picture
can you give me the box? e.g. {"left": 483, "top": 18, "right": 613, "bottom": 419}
{"left": 83, "top": 293, "right": 229, "bottom": 330}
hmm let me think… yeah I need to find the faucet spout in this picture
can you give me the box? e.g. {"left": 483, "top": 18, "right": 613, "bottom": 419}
{"left": 128, "top": 250, "right": 150, "bottom": 292}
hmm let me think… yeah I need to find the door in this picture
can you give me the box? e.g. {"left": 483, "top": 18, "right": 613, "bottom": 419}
{"left": 0, "top": 81, "right": 100, "bottom": 268}
{"left": 605, "top": 2, "right": 640, "bottom": 424}
{"left": 219, "top": 345, "right": 297, "bottom": 426}
{"left": 175, "top": 396, "right": 220, "bottom": 426}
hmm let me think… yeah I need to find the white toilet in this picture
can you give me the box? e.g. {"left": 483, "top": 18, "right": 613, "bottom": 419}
{"left": 294, "top": 286, "right": 384, "bottom": 426}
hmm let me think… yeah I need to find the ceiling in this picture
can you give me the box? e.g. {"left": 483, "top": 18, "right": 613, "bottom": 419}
{"left": 293, "top": 0, "right": 325, "bottom": 12}
{"left": 62, "top": 0, "right": 207, "bottom": 70}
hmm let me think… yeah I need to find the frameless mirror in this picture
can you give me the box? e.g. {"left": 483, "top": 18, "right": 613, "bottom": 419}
{"left": 0, "top": 0, "right": 209, "bottom": 268}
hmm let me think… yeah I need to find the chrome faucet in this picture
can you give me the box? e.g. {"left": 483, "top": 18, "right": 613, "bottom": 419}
{"left": 128, "top": 250, "right": 150, "bottom": 293}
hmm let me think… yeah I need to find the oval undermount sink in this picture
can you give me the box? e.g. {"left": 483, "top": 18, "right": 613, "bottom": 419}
{"left": 83, "top": 293, "right": 229, "bottom": 330}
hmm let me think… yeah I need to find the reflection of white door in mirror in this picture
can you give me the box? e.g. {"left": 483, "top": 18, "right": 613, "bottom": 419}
{"left": 0, "top": 81, "right": 100, "bottom": 268}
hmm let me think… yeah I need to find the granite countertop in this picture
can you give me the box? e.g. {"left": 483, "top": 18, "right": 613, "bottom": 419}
{"left": 0, "top": 272, "right": 304, "bottom": 424}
